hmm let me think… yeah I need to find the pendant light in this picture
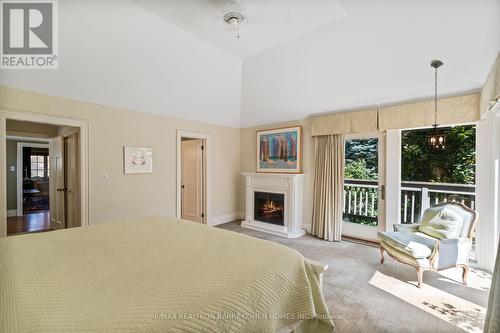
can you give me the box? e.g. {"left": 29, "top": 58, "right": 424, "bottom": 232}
{"left": 427, "top": 60, "right": 446, "bottom": 150}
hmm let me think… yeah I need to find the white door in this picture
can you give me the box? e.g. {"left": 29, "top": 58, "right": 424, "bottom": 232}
{"left": 181, "top": 139, "right": 203, "bottom": 223}
{"left": 342, "top": 132, "right": 386, "bottom": 241}
{"left": 49, "top": 136, "right": 65, "bottom": 230}
{"left": 65, "top": 133, "right": 80, "bottom": 228}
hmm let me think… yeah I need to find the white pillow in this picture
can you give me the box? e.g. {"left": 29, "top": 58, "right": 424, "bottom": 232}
{"left": 418, "top": 206, "right": 463, "bottom": 239}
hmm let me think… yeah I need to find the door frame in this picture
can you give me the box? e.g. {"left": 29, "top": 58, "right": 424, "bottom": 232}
{"left": 176, "top": 130, "right": 209, "bottom": 224}
{"left": 0, "top": 109, "right": 90, "bottom": 237}
{"left": 342, "top": 131, "right": 386, "bottom": 242}
{"left": 16, "top": 141, "right": 50, "bottom": 217}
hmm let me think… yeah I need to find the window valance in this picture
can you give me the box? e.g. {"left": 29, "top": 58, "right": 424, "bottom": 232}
{"left": 311, "top": 109, "right": 378, "bottom": 136}
{"left": 311, "top": 93, "right": 480, "bottom": 136}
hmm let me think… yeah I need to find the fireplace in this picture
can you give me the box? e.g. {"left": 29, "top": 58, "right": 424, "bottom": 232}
{"left": 254, "top": 191, "right": 285, "bottom": 226}
{"left": 242, "top": 173, "right": 305, "bottom": 238}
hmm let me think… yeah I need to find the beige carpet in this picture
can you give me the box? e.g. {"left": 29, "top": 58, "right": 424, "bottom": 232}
{"left": 217, "top": 221, "right": 492, "bottom": 333}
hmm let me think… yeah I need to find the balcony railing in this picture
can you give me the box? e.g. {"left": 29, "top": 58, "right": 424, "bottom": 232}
{"left": 343, "top": 179, "right": 476, "bottom": 225}
{"left": 401, "top": 181, "right": 475, "bottom": 224}
{"left": 343, "top": 179, "right": 379, "bottom": 226}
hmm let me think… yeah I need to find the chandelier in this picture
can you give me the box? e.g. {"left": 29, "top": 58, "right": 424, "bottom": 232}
{"left": 428, "top": 60, "right": 446, "bottom": 150}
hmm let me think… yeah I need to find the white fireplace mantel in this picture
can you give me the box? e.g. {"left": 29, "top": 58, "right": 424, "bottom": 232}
{"left": 241, "top": 172, "right": 306, "bottom": 238}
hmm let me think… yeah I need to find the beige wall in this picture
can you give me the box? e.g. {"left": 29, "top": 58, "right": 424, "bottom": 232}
{"left": 6, "top": 119, "right": 58, "bottom": 138}
{"left": 0, "top": 86, "right": 241, "bottom": 225}
{"left": 240, "top": 119, "right": 315, "bottom": 230}
{"left": 481, "top": 53, "right": 500, "bottom": 116}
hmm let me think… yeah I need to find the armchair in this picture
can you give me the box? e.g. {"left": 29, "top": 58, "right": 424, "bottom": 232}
{"left": 378, "top": 202, "right": 478, "bottom": 288}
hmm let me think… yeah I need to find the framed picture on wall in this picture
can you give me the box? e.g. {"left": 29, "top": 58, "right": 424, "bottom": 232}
{"left": 124, "top": 146, "right": 153, "bottom": 174}
{"left": 256, "top": 126, "right": 302, "bottom": 173}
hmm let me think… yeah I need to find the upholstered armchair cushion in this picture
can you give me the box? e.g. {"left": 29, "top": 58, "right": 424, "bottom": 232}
{"left": 418, "top": 206, "right": 463, "bottom": 239}
{"left": 393, "top": 224, "right": 419, "bottom": 233}
{"left": 377, "top": 231, "right": 437, "bottom": 259}
{"left": 444, "top": 204, "right": 475, "bottom": 238}
{"left": 436, "top": 238, "right": 471, "bottom": 269}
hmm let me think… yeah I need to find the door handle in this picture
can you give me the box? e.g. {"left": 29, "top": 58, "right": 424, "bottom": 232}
{"left": 378, "top": 185, "right": 385, "bottom": 200}
{"left": 181, "top": 185, "right": 185, "bottom": 189}
{"left": 57, "top": 188, "right": 67, "bottom": 192}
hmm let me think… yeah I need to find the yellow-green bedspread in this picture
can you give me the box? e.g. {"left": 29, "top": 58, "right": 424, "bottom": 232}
{"left": 0, "top": 217, "right": 334, "bottom": 332}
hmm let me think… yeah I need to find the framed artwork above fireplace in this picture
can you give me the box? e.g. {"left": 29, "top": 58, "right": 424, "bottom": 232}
{"left": 256, "top": 126, "right": 302, "bottom": 173}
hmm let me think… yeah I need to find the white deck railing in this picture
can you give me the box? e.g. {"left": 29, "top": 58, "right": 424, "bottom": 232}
{"left": 343, "top": 179, "right": 476, "bottom": 225}
{"left": 401, "top": 181, "right": 475, "bottom": 224}
{"left": 343, "top": 180, "right": 379, "bottom": 225}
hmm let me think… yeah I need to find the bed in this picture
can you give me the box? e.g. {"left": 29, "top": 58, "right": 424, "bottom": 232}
{"left": 0, "top": 216, "right": 334, "bottom": 332}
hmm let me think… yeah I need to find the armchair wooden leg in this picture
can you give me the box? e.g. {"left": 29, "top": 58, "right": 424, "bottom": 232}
{"left": 459, "top": 265, "right": 469, "bottom": 285}
{"left": 380, "top": 246, "right": 385, "bottom": 264}
{"left": 416, "top": 267, "right": 423, "bottom": 288}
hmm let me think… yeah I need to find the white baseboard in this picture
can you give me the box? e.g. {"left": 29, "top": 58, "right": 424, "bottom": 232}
{"left": 7, "top": 209, "right": 17, "bottom": 217}
{"left": 210, "top": 212, "right": 244, "bottom": 226}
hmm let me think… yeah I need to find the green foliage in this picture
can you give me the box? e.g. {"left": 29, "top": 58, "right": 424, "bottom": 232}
{"left": 401, "top": 125, "right": 475, "bottom": 184}
{"left": 345, "top": 138, "right": 378, "bottom": 180}
{"left": 345, "top": 159, "right": 376, "bottom": 180}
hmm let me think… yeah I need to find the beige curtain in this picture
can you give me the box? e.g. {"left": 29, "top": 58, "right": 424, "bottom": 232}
{"left": 311, "top": 134, "right": 345, "bottom": 241}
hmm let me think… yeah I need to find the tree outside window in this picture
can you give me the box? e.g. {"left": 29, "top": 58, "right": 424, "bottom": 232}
{"left": 401, "top": 125, "right": 475, "bottom": 185}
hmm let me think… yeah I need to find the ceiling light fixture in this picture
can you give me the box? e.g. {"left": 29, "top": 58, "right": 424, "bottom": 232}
{"left": 428, "top": 59, "right": 446, "bottom": 150}
{"left": 224, "top": 12, "right": 244, "bottom": 39}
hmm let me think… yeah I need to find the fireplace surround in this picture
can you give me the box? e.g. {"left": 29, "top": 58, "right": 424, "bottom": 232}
{"left": 242, "top": 173, "right": 305, "bottom": 238}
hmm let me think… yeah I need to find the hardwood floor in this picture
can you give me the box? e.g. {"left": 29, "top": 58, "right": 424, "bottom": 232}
{"left": 7, "top": 211, "right": 50, "bottom": 236}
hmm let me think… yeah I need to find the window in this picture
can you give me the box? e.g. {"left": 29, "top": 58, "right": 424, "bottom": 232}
{"left": 345, "top": 138, "right": 379, "bottom": 181}
{"left": 30, "top": 155, "right": 49, "bottom": 178}
{"left": 343, "top": 137, "right": 381, "bottom": 226}
{"left": 400, "top": 125, "right": 476, "bottom": 223}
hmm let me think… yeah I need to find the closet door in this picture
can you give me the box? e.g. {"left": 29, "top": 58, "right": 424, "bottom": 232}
{"left": 181, "top": 139, "right": 203, "bottom": 223}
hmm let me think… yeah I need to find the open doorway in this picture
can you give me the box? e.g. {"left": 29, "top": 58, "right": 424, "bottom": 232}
{"left": 17, "top": 142, "right": 50, "bottom": 216}
{"left": 176, "top": 130, "right": 209, "bottom": 224}
{"left": 5, "top": 120, "right": 82, "bottom": 236}
{"left": 342, "top": 132, "right": 386, "bottom": 242}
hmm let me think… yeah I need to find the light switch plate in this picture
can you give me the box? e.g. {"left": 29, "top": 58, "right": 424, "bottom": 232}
{"left": 99, "top": 172, "right": 109, "bottom": 180}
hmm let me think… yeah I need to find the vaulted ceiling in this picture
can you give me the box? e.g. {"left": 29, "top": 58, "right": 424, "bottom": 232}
{"left": 132, "top": 0, "right": 347, "bottom": 58}
{"left": 1, "top": 0, "right": 499, "bottom": 127}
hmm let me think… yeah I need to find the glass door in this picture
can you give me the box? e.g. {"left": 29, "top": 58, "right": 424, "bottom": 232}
{"left": 342, "top": 132, "right": 385, "bottom": 241}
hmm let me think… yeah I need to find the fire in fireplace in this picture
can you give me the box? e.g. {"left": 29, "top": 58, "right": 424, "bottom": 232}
{"left": 254, "top": 191, "right": 285, "bottom": 226}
